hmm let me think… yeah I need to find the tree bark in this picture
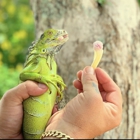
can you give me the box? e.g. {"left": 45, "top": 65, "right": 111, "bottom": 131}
{"left": 30, "top": 0, "right": 140, "bottom": 138}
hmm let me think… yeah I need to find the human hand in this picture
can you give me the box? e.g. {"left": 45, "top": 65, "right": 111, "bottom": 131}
{"left": 45, "top": 66, "right": 122, "bottom": 139}
{"left": 0, "top": 81, "right": 48, "bottom": 139}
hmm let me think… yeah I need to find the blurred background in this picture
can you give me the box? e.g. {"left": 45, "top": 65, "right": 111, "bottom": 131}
{"left": 0, "top": 0, "right": 140, "bottom": 97}
{"left": 0, "top": 0, "right": 140, "bottom": 138}
{"left": 0, "top": 0, "right": 35, "bottom": 98}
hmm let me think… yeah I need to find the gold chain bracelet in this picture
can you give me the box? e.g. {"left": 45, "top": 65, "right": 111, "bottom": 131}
{"left": 41, "top": 130, "right": 74, "bottom": 139}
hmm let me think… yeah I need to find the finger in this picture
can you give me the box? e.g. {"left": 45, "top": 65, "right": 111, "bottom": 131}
{"left": 82, "top": 66, "right": 98, "bottom": 92}
{"left": 95, "top": 68, "right": 119, "bottom": 92}
{"left": 73, "top": 79, "right": 83, "bottom": 90}
{"left": 81, "top": 66, "right": 102, "bottom": 100}
{"left": 77, "top": 89, "right": 83, "bottom": 94}
{"left": 95, "top": 68, "right": 122, "bottom": 106}
{"left": 2, "top": 80, "right": 48, "bottom": 107}
{"left": 52, "top": 104, "right": 58, "bottom": 115}
{"left": 77, "top": 70, "right": 82, "bottom": 81}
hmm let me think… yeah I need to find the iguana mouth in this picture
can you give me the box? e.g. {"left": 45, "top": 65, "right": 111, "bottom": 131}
{"left": 58, "top": 34, "right": 68, "bottom": 41}
{"left": 63, "top": 34, "right": 68, "bottom": 38}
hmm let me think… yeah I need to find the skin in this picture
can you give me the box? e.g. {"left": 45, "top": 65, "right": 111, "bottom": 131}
{"left": 0, "top": 66, "right": 122, "bottom": 139}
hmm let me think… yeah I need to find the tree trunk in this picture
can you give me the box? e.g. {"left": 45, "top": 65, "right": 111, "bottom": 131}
{"left": 30, "top": 0, "right": 140, "bottom": 138}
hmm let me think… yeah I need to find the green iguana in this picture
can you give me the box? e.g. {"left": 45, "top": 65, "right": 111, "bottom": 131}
{"left": 19, "top": 29, "right": 69, "bottom": 139}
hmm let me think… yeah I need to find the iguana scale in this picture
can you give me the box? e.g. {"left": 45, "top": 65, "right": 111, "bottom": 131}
{"left": 19, "top": 29, "right": 68, "bottom": 139}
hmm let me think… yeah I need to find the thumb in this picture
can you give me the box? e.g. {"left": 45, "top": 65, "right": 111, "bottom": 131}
{"left": 2, "top": 80, "right": 48, "bottom": 106}
{"left": 81, "top": 66, "right": 100, "bottom": 98}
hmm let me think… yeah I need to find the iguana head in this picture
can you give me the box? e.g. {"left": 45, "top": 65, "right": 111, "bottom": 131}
{"left": 29, "top": 29, "right": 69, "bottom": 54}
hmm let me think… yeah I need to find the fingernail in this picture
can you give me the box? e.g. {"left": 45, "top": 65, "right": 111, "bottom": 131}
{"left": 85, "top": 66, "right": 94, "bottom": 74}
{"left": 38, "top": 83, "right": 48, "bottom": 89}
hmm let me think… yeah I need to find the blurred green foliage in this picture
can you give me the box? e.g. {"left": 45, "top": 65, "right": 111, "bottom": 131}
{"left": 96, "top": 0, "right": 106, "bottom": 6}
{"left": 138, "top": 0, "right": 140, "bottom": 6}
{"left": 0, "top": 0, "right": 35, "bottom": 98}
{"left": 0, "top": 65, "right": 20, "bottom": 98}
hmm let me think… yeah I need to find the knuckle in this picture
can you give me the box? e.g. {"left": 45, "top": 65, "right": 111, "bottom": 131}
{"left": 23, "top": 80, "right": 36, "bottom": 92}
{"left": 1, "top": 88, "right": 16, "bottom": 103}
{"left": 83, "top": 74, "right": 98, "bottom": 83}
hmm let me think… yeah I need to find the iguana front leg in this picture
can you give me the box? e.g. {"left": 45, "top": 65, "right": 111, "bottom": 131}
{"left": 20, "top": 72, "right": 65, "bottom": 100}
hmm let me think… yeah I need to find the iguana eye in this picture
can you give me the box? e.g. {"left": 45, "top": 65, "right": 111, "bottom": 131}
{"left": 42, "top": 49, "right": 46, "bottom": 52}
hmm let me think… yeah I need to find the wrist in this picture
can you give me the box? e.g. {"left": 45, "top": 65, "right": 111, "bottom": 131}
{"left": 43, "top": 118, "right": 87, "bottom": 139}
{"left": 41, "top": 109, "right": 97, "bottom": 139}
{"left": 41, "top": 130, "right": 74, "bottom": 139}
{"left": 44, "top": 120, "right": 78, "bottom": 139}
